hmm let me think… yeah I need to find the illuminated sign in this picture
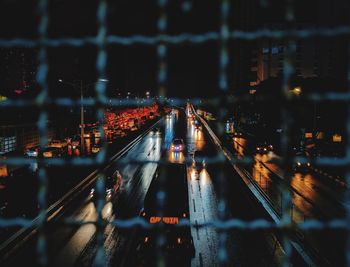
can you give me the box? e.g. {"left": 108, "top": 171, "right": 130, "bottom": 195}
{"left": 149, "top": 216, "right": 179, "bottom": 224}
{"left": 333, "top": 134, "right": 342, "bottom": 142}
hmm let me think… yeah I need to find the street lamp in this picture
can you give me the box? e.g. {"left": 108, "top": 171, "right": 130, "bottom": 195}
{"left": 291, "top": 86, "right": 302, "bottom": 96}
{"left": 58, "top": 78, "right": 108, "bottom": 155}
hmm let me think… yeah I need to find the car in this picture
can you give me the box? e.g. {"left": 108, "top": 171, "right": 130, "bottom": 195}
{"left": 114, "top": 129, "right": 122, "bottom": 135}
{"left": 233, "top": 131, "right": 243, "bottom": 137}
{"left": 42, "top": 147, "right": 62, "bottom": 158}
{"left": 24, "top": 146, "right": 40, "bottom": 157}
{"left": 137, "top": 164, "right": 195, "bottom": 264}
{"left": 71, "top": 140, "right": 80, "bottom": 149}
{"left": 91, "top": 145, "right": 100, "bottom": 154}
{"left": 150, "top": 127, "right": 161, "bottom": 135}
{"left": 191, "top": 150, "right": 206, "bottom": 173}
{"left": 130, "top": 125, "right": 138, "bottom": 132}
{"left": 256, "top": 142, "right": 273, "bottom": 154}
{"left": 194, "top": 121, "right": 201, "bottom": 130}
{"left": 48, "top": 140, "right": 67, "bottom": 148}
{"left": 90, "top": 170, "right": 122, "bottom": 201}
{"left": 294, "top": 150, "right": 311, "bottom": 171}
{"left": 170, "top": 139, "right": 185, "bottom": 152}
{"left": 114, "top": 130, "right": 126, "bottom": 138}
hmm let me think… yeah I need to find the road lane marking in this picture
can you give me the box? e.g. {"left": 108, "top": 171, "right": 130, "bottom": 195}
{"left": 195, "top": 220, "right": 200, "bottom": 240}
{"left": 199, "top": 252, "right": 204, "bottom": 267}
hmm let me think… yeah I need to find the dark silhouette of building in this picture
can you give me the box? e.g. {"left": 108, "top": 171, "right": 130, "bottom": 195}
{"left": 231, "top": 0, "right": 350, "bottom": 90}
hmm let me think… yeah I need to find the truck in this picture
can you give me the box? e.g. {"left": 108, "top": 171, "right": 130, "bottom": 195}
{"left": 137, "top": 163, "right": 195, "bottom": 266}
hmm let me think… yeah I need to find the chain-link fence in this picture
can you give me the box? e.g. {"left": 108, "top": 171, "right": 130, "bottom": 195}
{"left": 0, "top": 0, "right": 350, "bottom": 266}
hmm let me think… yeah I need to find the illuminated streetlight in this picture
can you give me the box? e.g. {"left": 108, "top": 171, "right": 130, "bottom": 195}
{"left": 292, "top": 86, "right": 302, "bottom": 96}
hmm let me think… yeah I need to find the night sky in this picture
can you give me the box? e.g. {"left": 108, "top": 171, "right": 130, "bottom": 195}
{"left": 0, "top": 0, "right": 223, "bottom": 98}
{"left": 0, "top": 0, "right": 349, "bottom": 98}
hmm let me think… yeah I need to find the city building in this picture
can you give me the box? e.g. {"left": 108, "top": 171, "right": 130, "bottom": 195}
{"left": 0, "top": 48, "right": 37, "bottom": 97}
{"left": 0, "top": 123, "right": 54, "bottom": 155}
{"left": 230, "top": 0, "right": 349, "bottom": 89}
{"left": 252, "top": 0, "right": 349, "bottom": 86}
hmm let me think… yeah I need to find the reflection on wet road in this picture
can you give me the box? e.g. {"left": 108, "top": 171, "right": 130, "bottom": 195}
{"left": 186, "top": 117, "right": 219, "bottom": 267}
{"left": 50, "top": 120, "right": 165, "bottom": 267}
{"left": 4, "top": 111, "right": 277, "bottom": 267}
{"left": 233, "top": 137, "right": 345, "bottom": 221}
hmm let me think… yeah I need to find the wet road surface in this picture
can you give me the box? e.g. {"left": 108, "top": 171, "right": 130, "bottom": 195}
{"left": 3, "top": 111, "right": 279, "bottom": 267}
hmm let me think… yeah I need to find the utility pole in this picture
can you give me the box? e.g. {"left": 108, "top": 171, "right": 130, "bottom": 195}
{"left": 80, "top": 80, "right": 85, "bottom": 155}
{"left": 59, "top": 78, "right": 108, "bottom": 156}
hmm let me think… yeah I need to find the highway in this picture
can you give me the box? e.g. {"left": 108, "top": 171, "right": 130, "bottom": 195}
{"left": 233, "top": 137, "right": 345, "bottom": 221}
{"left": 2, "top": 110, "right": 281, "bottom": 267}
{"left": 231, "top": 135, "right": 346, "bottom": 265}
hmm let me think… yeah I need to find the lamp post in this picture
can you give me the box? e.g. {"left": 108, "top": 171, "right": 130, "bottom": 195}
{"left": 79, "top": 80, "right": 84, "bottom": 155}
{"left": 58, "top": 79, "right": 108, "bottom": 155}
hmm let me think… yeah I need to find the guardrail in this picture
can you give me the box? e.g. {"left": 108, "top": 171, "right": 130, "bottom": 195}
{"left": 0, "top": 118, "right": 162, "bottom": 261}
{"left": 232, "top": 135, "right": 344, "bottom": 220}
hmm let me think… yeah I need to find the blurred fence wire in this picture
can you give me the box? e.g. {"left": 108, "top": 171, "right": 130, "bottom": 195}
{"left": 0, "top": 0, "right": 350, "bottom": 266}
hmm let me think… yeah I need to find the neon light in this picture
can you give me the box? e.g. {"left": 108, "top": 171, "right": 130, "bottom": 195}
{"left": 150, "top": 216, "right": 161, "bottom": 223}
{"left": 149, "top": 216, "right": 179, "bottom": 224}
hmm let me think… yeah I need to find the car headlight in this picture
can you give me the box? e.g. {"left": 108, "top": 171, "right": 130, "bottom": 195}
{"left": 90, "top": 188, "right": 95, "bottom": 196}
{"left": 297, "top": 162, "right": 301, "bottom": 166}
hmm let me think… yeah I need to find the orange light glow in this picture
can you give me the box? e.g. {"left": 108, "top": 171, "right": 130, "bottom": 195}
{"left": 150, "top": 217, "right": 161, "bottom": 223}
{"left": 149, "top": 216, "right": 179, "bottom": 224}
{"left": 169, "top": 151, "right": 185, "bottom": 163}
{"left": 194, "top": 130, "right": 205, "bottom": 150}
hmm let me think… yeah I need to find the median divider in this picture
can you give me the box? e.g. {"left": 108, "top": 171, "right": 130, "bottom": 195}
{"left": 0, "top": 118, "right": 163, "bottom": 261}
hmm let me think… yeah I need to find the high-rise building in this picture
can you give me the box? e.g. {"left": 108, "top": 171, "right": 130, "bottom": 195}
{"left": 252, "top": 0, "right": 349, "bottom": 87}
{"left": 0, "top": 48, "right": 37, "bottom": 97}
{"left": 230, "top": 0, "right": 349, "bottom": 90}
